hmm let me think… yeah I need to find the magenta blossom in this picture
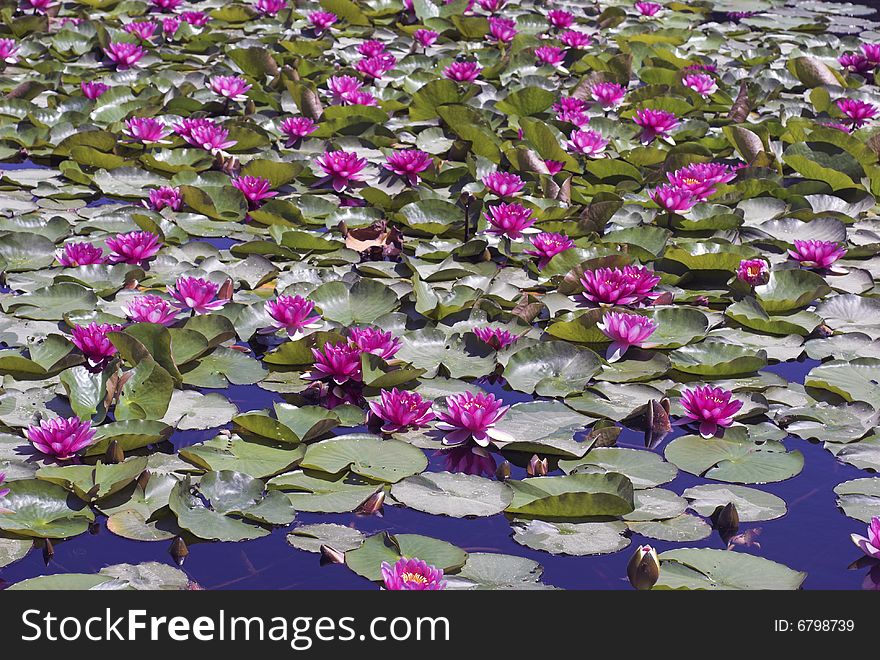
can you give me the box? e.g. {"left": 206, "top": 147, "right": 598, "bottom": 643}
{"left": 146, "top": 186, "right": 183, "bottom": 211}
{"left": 124, "top": 21, "right": 158, "bottom": 41}
{"left": 650, "top": 184, "right": 697, "bottom": 213}
{"left": 151, "top": 0, "right": 182, "bottom": 10}
{"left": 788, "top": 240, "right": 847, "bottom": 269}
{"left": 566, "top": 129, "right": 608, "bottom": 156}
{"left": 684, "top": 62, "right": 717, "bottom": 73}
{"left": 21, "top": 0, "right": 55, "bottom": 14}
{"left": 355, "top": 53, "right": 397, "bottom": 79}
{"left": 476, "top": 0, "right": 506, "bottom": 11}
{"left": 547, "top": 9, "right": 574, "bottom": 29}
{"left": 232, "top": 176, "right": 277, "bottom": 209}
{"left": 180, "top": 11, "right": 210, "bottom": 27}
{"left": 839, "top": 53, "right": 873, "bottom": 75}
{"left": 680, "top": 385, "right": 743, "bottom": 438}
{"left": 280, "top": 117, "right": 318, "bottom": 145}
{"left": 162, "top": 17, "right": 180, "bottom": 35}
{"left": 369, "top": 389, "right": 435, "bottom": 433}
{"left": 0, "top": 473, "right": 7, "bottom": 499}
{"left": 254, "top": 0, "right": 286, "bottom": 15}
{"left": 124, "top": 117, "right": 171, "bottom": 145}
{"left": 414, "top": 29, "right": 438, "bottom": 48}
{"left": 56, "top": 242, "right": 106, "bottom": 267}
{"left": 591, "top": 82, "right": 626, "bottom": 109}
{"left": 104, "top": 42, "right": 146, "bottom": 70}
{"left": 487, "top": 17, "right": 517, "bottom": 43}
{"left": 81, "top": 81, "right": 109, "bottom": 99}
{"left": 346, "top": 90, "right": 379, "bottom": 106}
{"left": 634, "top": 108, "right": 678, "bottom": 143}
{"left": 105, "top": 231, "right": 161, "bottom": 265}
{"left": 634, "top": 1, "right": 662, "bottom": 16}
{"left": 837, "top": 98, "right": 878, "bottom": 127}
{"left": 326, "top": 75, "right": 362, "bottom": 103}
{"left": 524, "top": 232, "right": 575, "bottom": 269}
{"left": 473, "top": 327, "right": 518, "bottom": 350}
{"left": 544, "top": 160, "right": 564, "bottom": 175}
{"left": 560, "top": 30, "right": 591, "bottom": 49}
{"left": 0, "top": 39, "right": 19, "bottom": 64}
{"left": 380, "top": 557, "right": 446, "bottom": 591}
{"left": 174, "top": 118, "right": 237, "bottom": 153}
{"left": 443, "top": 61, "right": 482, "bottom": 82}
{"left": 683, "top": 73, "right": 717, "bottom": 97}
{"left": 210, "top": 76, "right": 252, "bottom": 102}
{"left": 736, "top": 259, "right": 769, "bottom": 286}
{"left": 597, "top": 311, "right": 658, "bottom": 361}
{"left": 862, "top": 43, "right": 880, "bottom": 63}
{"left": 308, "top": 11, "right": 337, "bottom": 33}
{"left": 122, "top": 294, "right": 179, "bottom": 325}
{"left": 535, "top": 46, "right": 566, "bottom": 67}
{"left": 315, "top": 150, "right": 368, "bottom": 192}
{"left": 436, "top": 391, "right": 513, "bottom": 447}
{"left": 852, "top": 517, "right": 880, "bottom": 559}
{"left": 580, "top": 265, "right": 661, "bottom": 306}
{"left": 168, "top": 276, "right": 228, "bottom": 314}
{"left": 26, "top": 417, "right": 96, "bottom": 461}
{"left": 482, "top": 171, "right": 525, "bottom": 197}
{"left": 349, "top": 327, "right": 401, "bottom": 360}
{"left": 554, "top": 96, "right": 589, "bottom": 126}
{"left": 442, "top": 445, "right": 497, "bottom": 477}
{"left": 483, "top": 202, "right": 535, "bottom": 239}
{"left": 71, "top": 322, "right": 122, "bottom": 368}
{"left": 666, "top": 162, "right": 737, "bottom": 200}
{"left": 263, "top": 295, "right": 321, "bottom": 338}
{"left": 358, "top": 40, "right": 385, "bottom": 57}
{"left": 384, "top": 150, "right": 432, "bottom": 185}
{"left": 307, "top": 342, "right": 363, "bottom": 384}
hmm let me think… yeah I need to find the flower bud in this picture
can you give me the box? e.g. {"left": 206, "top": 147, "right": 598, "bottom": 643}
{"left": 627, "top": 544, "right": 660, "bottom": 590}
{"left": 356, "top": 488, "right": 385, "bottom": 515}
{"left": 169, "top": 536, "right": 189, "bottom": 566}
{"left": 527, "top": 454, "right": 549, "bottom": 476}
{"left": 319, "top": 544, "right": 345, "bottom": 565}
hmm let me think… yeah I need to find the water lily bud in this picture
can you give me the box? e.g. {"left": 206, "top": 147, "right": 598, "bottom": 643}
{"left": 527, "top": 454, "right": 549, "bottom": 476}
{"left": 105, "top": 439, "right": 124, "bottom": 464}
{"left": 712, "top": 502, "right": 740, "bottom": 541}
{"left": 42, "top": 538, "right": 54, "bottom": 565}
{"left": 627, "top": 544, "right": 660, "bottom": 590}
{"left": 356, "top": 488, "right": 385, "bottom": 515}
{"left": 319, "top": 544, "right": 345, "bottom": 565}
{"left": 136, "top": 469, "right": 151, "bottom": 492}
{"left": 495, "top": 460, "right": 511, "bottom": 481}
{"left": 245, "top": 99, "right": 256, "bottom": 115}
{"left": 169, "top": 536, "right": 189, "bottom": 565}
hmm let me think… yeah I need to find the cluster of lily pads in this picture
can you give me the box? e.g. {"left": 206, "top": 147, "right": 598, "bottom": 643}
{"left": 1, "top": 0, "right": 880, "bottom": 590}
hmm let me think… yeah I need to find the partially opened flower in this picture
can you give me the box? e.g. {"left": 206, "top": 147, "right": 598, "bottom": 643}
{"left": 369, "top": 389, "right": 435, "bottom": 433}
{"left": 280, "top": 116, "right": 318, "bottom": 145}
{"left": 162, "top": 17, "right": 180, "bottom": 35}
{"left": 146, "top": 186, "right": 183, "bottom": 211}
{"left": 21, "top": 0, "right": 55, "bottom": 14}
{"left": 26, "top": 417, "right": 96, "bottom": 460}
{"left": 56, "top": 242, "right": 106, "bottom": 267}
{"left": 597, "top": 311, "right": 658, "bottom": 361}
{"left": 487, "top": 17, "right": 517, "bottom": 43}
{"left": 306, "top": 342, "right": 363, "bottom": 384}
{"left": 308, "top": 11, "right": 338, "bottom": 33}
{"left": 484, "top": 202, "right": 535, "bottom": 239}
{"left": 837, "top": 98, "right": 878, "bottom": 127}
{"left": 124, "top": 21, "right": 158, "bottom": 41}
{"left": 554, "top": 96, "right": 589, "bottom": 126}
{"left": 380, "top": 557, "right": 446, "bottom": 590}
{"left": 349, "top": 327, "right": 401, "bottom": 360}
{"left": 414, "top": 29, "right": 438, "bottom": 48}
{"left": 151, "top": 0, "right": 182, "bottom": 10}
{"left": 788, "top": 240, "right": 847, "bottom": 269}
{"left": 683, "top": 73, "right": 717, "bottom": 97}
{"left": 852, "top": 517, "right": 880, "bottom": 559}
{"left": 473, "top": 327, "right": 518, "bottom": 350}
{"left": 635, "top": 1, "right": 662, "bottom": 16}
{"left": 839, "top": 53, "right": 873, "bottom": 75}
{"left": 123, "top": 117, "right": 171, "bottom": 145}
{"left": 355, "top": 53, "right": 397, "bottom": 79}
{"left": 680, "top": 385, "right": 743, "bottom": 438}
{"left": 591, "top": 82, "right": 626, "bottom": 109}
{"left": 384, "top": 150, "right": 432, "bottom": 185}
{"left": 0, "top": 39, "right": 19, "bottom": 64}
{"left": 566, "top": 129, "right": 608, "bottom": 156}
{"left": 476, "top": 0, "right": 506, "bottom": 11}
{"left": 232, "top": 175, "right": 277, "bottom": 209}
{"left": 210, "top": 75, "right": 252, "bottom": 102}
{"left": 105, "top": 231, "right": 161, "bottom": 265}
{"left": 666, "top": 162, "right": 736, "bottom": 200}
{"left": 560, "top": 30, "right": 591, "bottom": 49}
{"left": 547, "top": 9, "right": 574, "bottom": 29}
{"left": 482, "top": 171, "right": 525, "bottom": 197}
{"left": 315, "top": 150, "right": 368, "bottom": 192}
{"left": 580, "top": 266, "right": 661, "bottom": 306}
{"left": 104, "top": 42, "right": 146, "bottom": 70}
{"left": 122, "top": 294, "right": 179, "bottom": 325}
{"left": 861, "top": 43, "right": 880, "bottom": 64}
{"left": 358, "top": 40, "right": 386, "bottom": 57}
{"left": 736, "top": 259, "right": 769, "bottom": 286}
{"left": 254, "top": 0, "right": 286, "bottom": 16}
{"left": 634, "top": 108, "right": 678, "bottom": 143}
{"left": 180, "top": 11, "right": 210, "bottom": 27}
{"left": 168, "top": 276, "right": 228, "bottom": 314}
{"left": 436, "top": 391, "right": 513, "bottom": 447}
{"left": 650, "top": 184, "right": 697, "bottom": 213}
{"left": 81, "top": 81, "right": 109, "bottom": 99}
{"left": 264, "top": 295, "right": 321, "bottom": 338}
{"left": 535, "top": 45, "right": 566, "bottom": 67}
{"left": 443, "top": 61, "right": 482, "bottom": 82}
{"left": 524, "top": 232, "right": 575, "bottom": 269}
{"left": 71, "top": 322, "right": 123, "bottom": 368}
{"left": 544, "top": 160, "right": 564, "bottom": 175}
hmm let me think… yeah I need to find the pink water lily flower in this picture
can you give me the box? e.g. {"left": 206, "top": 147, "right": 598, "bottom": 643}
{"left": 634, "top": 108, "right": 678, "bottom": 143}
{"left": 146, "top": 186, "right": 183, "bottom": 211}
{"left": 0, "top": 39, "right": 19, "bottom": 64}
{"left": 232, "top": 175, "right": 277, "bottom": 209}
{"left": 591, "top": 82, "right": 626, "bottom": 109}
{"left": 666, "top": 162, "right": 737, "bottom": 200}
{"left": 326, "top": 75, "right": 362, "bottom": 103}
{"left": 26, "top": 417, "right": 96, "bottom": 460}
{"left": 566, "top": 129, "right": 609, "bottom": 156}
{"left": 680, "top": 385, "right": 744, "bottom": 438}
{"left": 358, "top": 40, "right": 385, "bottom": 57}
{"left": 554, "top": 96, "right": 589, "bottom": 126}
{"left": 264, "top": 295, "right": 321, "bottom": 338}
{"left": 436, "top": 391, "right": 513, "bottom": 447}
{"left": 308, "top": 11, "right": 338, "bottom": 33}
{"left": 280, "top": 116, "right": 318, "bottom": 145}
{"left": 487, "top": 17, "right": 517, "bottom": 43}
{"left": 476, "top": 0, "right": 506, "bottom": 12}
{"left": 174, "top": 118, "right": 237, "bottom": 153}
{"left": 355, "top": 53, "right": 397, "bottom": 79}
{"left": 162, "top": 18, "right": 180, "bottom": 35}
{"left": 484, "top": 202, "right": 535, "bottom": 239}
{"left": 473, "top": 327, "right": 518, "bottom": 350}
{"left": 306, "top": 342, "right": 363, "bottom": 384}
{"left": 124, "top": 21, "right": 158, "bottom": 41}
{"left": 482, "top": 171, "right": 525, "bottom": 197}
{"left": 635, "top": 1, "right": 662, "bottom": 16}
{"left": 839, "top": 53, "right": 873, "bottom": 75}
{"left": 580, "top": 265, "right": 661, "bottom": 306}
{"left": 315, "top": 150, "right": 368, "bottom": 192}
{"left": 384, "top": 150, "right": 432, "bottom": 185}
{"left": 81, "top": 81, "right": 109, "bottom": 99}
{"left": 21, "top": 0, "right": 55, "bottom": 14}
{"left": 180, "top": 11, "right": 210, "bottom": 27}
{"left": 443, "top": 61, "right": 482, "bottom": 82}
{"left": 788, "top": 240, "right": 847, "bottom": 269}
{"left": 254, "top": 0, "right": 286, "bottom": 16}
{"left": 736, "top": 259, "right": 769, "bottom": 286}
{"left": 346, "top": 90, "right": 379, "bottom": 106}
{"left": 597, "top": 311, "right": 658, "bottom": 361}
{"left": 349, "top": 327, "right": 401, "bottom": 360}
{"left": 124, "top": 117, "right": 171, "bottom": 145}
{"left": 544, "top": 160, "right": 564, "bottom": 175}
{"left": 535, "top": 45, "right": 566, "bottom": 67}
{"left": 837, "top": 98, "right": 878, "bottom": 127}
{"left": 151, "top": 0, "right": 182, "bottom": 10}
{"left": 210, "top": 76, "right": 252, "bottom": 102}
{"left": 71, "top": 322, "right": 123, "bottom": 368}
{"left": 104, "top": 42, "right": 146, "bottom": 70}
{"left": 683, "top": 73, "right": 717, "bottom": 97}
{"left": 168, "top": 276, "right": 228, "bottom": 314}
{"left": 381, "top": 557, "right": 446, "bottom": 590}
{"left": 861, "top": 43, "right": 880, "bottom": 63}
{"left": 547, "top": 9, "right": 574, "bottom": 29}
{"left": 650, "top": 184, "right": 697, "bottom": 213}
{"left": 123, "top": 294, "right": 179, "bottom": 325}
{"left": 852, "top": 517, "right": 880, "bottom": 559}
{"left": 105, "top": 231, "right": 161, "bottom": 265}
{"left": 524, "top": 232, "right": 575, "bottom": 269}
{"left": 560, "top": 30, "right": 591, "bottom": 49}
{"left": 369, "top": 389, "right": 435, "bottom": 433}
{"left": 414, "top": 29, "right": 438, "bottom": 48}
{"left": 56, "top": 242, "right": 106, "bottom": 267}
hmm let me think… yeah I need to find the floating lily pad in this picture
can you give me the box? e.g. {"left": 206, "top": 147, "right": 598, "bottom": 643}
{"left": 391, "top": 472, "right": 513, "bottom": 517}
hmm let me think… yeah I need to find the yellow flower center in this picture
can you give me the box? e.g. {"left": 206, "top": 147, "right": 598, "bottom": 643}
{"left": 402, "top": 572, "right": 428, "bottom": 585}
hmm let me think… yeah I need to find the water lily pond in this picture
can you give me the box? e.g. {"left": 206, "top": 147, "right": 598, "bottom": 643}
{"left": 1, "top": 0, "right": 880, "bottom": 591}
